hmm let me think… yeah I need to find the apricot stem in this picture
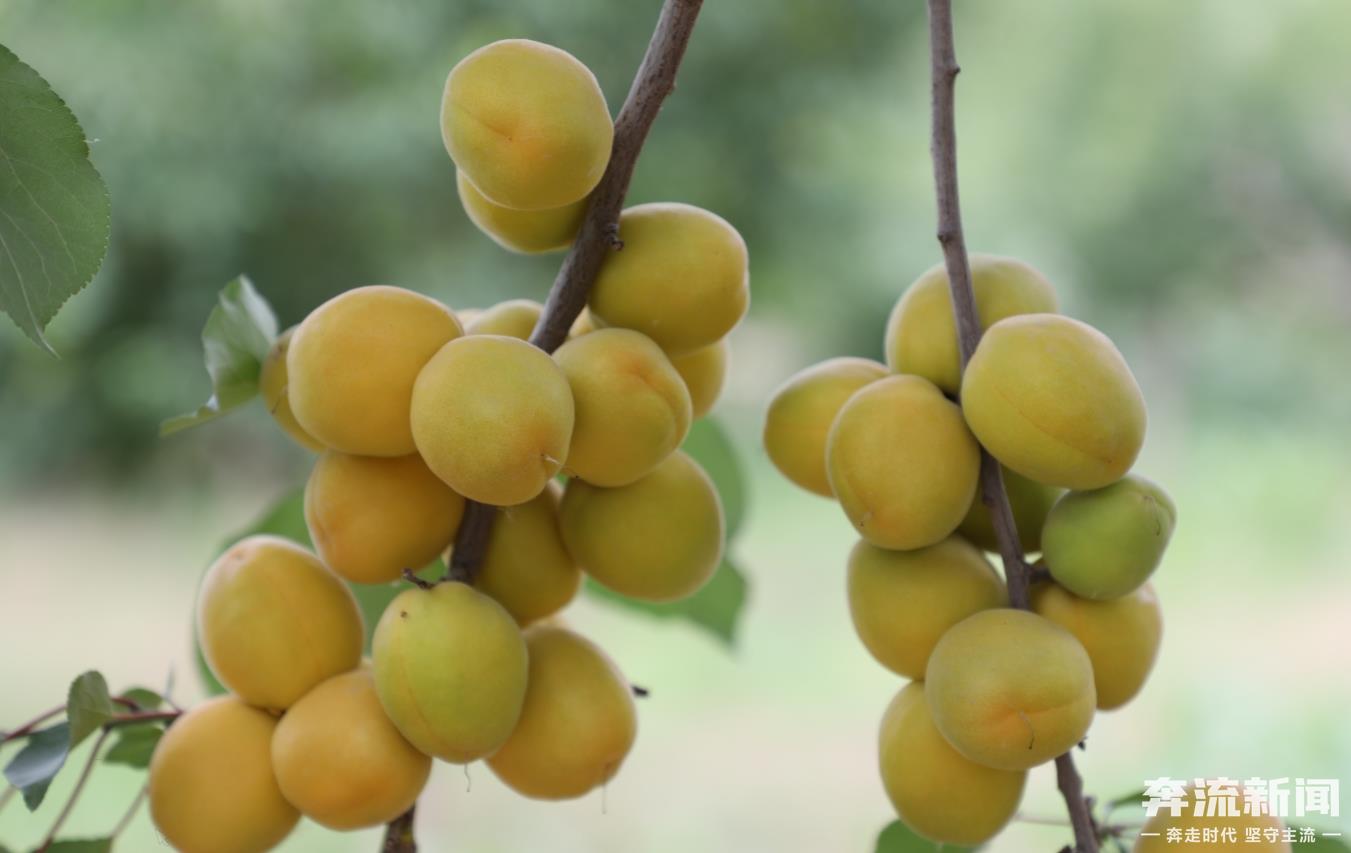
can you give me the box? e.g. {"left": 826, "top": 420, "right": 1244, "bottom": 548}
{"left": 925, "top": 1, "right": 1099, "bottom": 850}
{"left": 381, "top": 803, "right": 417, "bottom": 853}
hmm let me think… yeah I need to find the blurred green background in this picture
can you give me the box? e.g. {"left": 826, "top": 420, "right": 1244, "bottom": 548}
{"left": 2, "top": 0, "right": 1349, "bottom": 850}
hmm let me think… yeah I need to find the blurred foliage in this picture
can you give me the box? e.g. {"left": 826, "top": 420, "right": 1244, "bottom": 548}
{"left": 1, "top": 0, "right": 1349, "bottom": 487}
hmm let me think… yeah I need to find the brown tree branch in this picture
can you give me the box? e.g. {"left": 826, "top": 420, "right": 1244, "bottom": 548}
{"left": 381, "top": 804, "right": 417, "bottom": 853}
{"left": 924, "top": 1, "right": 1099, "bottom": 851}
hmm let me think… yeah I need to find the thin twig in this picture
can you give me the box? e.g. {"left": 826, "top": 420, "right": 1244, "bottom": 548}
{"left": 0, "top": 785, "right": 16, "bottom": 815}
{"left": 924, "top": 1, "right": 1098, "bottom": 851}
{"left": 1, "top": 705, "right": 64, "bottom": 745}
{"left": 110, "top": 783, "right": 148, "bottom": 839}
{"left": 35, "top": 730, "right": 110, "bottom": 852}
{"left": 382, "top": 804, "right": 417, "bottom": 853}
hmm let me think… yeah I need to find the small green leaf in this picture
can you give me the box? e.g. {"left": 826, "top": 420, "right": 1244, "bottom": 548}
{"left": 875, "top": 820, "right": 982, "bottom": 852}
{"left": 116, "top": 687, "right": 162, "bottom": 711}
{"left": 682, "top": 418, "right": 747, "bottom": 540}
{"left": 584, "top": 557, "right": 748, "bottom": 646}
{"left": 160, "top": 275, "right": 278, "bottom": 435}
{"left": 40, "top": 840, "right": 113, "bottom": 853}
{"left": 1104, "top": 787, "right": 1148, "bottom": 813}
{"left": 102, "top": 724, "right": 163, "bottom": 769}
{"left": 66, "top": 671, "right": 113, "bottom": 749}
{"left": 1301, "top": 835, "right": 1351, "bottom": 851}
{"left": 3, "top": 722, "right": 70, "bottom": 810}
{"left": 0, "top": 44, "right": 111, "bottom": 353}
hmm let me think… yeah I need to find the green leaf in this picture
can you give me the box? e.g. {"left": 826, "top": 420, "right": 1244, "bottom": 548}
{"left": 1104, "top": 787, "right": 1147, "bottom": 813}
{"left": 40, "top": 840, "right": 113, "bottom": 853}
{"left": 682, "top": 418, "right": 747, "bottom": 540}
{"left": 65, "top": 671, "right": 113, "bottom": 749}
{"left": 160, "top": 275, "right": 278, "bottom": 436}
{"left": 875, "top": 820, "right": 982, "bottom": 852}
{"left": 116, "top": 687, "right": 162, "bottom": 711}
{"left": 2, "top": 722, "right": 70, "bottom": 810}
{"left": 584, "top": 557, "right": 748, "bottom": 646}
{"left": 102, "top": 724, "right": 162, "bottom": 769}
{"left": 0, "top": 44, "right": 111, "bottom": 354}
{"left": 1301, "top": 835, "right": 1351, "bottom": 851}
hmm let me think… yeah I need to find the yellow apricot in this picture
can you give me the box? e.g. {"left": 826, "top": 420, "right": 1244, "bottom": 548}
{"left": 961, "top": 314, "right": 1146, "bottom": 490}
{"left": 957, "top": 467, "right": 1063, "bottom": 553}
{"left": 442, "top": 39, "right": 612, "bottom": 211}
{"left": 588, "top": 203, "right": 749, "bottom": 355}
{"left": 569, "top": 307, "right": 597, "bottom": 339}
{"left": 1031, "top": 581, "right": 1162, "bottom": 710}
{"left": 259, "top": 327, "right": 324, "bottom": 452}
{"left": 465, "top": 297, "right": 543, "bottom": 340}
{"left": 670, "top": 339, "right": 729, "bottom": 419}
{"left": 879, "top": 682, "right": 1026, "bottom": 846}
{"left": 149, "top": 697, "right": 299, "bottom": 853}
{"left": 560, "top": 450, "right": 723, "bottom": 602}
{"left": 763, "top": 357, "right": 888, "bottom": 497}
{"left": 288, "top": 286, "right": 462, "bottom": 457}
{"left": 371, "top": 581, "right": 527, "bottom": 763}
{"left": 554, "top": 328, "right": 692, "bottom": 486}
{"left": 885, "top": 254, "right": 1058, "bottom": 394}
{"left": 926, "top": 609, "right": 1095, "bottom": 770}
{"left": 411, "top": 335, "right": 574, "bottom": 506}
{"left": 847, "top": 538, "right": 1006, "bottom": 679}
{"left": 304, "top": 451, "right": 465, "bottom": 585}
{"left": 456, "top": 307, "right": 483, "bottom": 327}
{"left": 272, "top": 668, "right": 429, "bottom": 830}
{"left": 1135, "top": 787, "right": 1291, "bottom": 851}
{"left": 827, "top": 375, "right": 981, "bottom": 550}
{"left": 457, "top": 171, "right": 587, "bottom": 254}
{"left": 468, "top": 483, "right": 581, "bottom": 625}
{"left": 198, "top": 535, "right": 363, "bottom": 710}
{"left": 487, "top": 625, "right": 637, "bottom": 799}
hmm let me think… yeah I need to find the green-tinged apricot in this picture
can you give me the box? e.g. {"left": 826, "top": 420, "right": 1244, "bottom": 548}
{"left": 304, "top": 451, "right": 465, "bottom": 585}
{"left": 880, "top": 682, "right": 1026, "bottom": 846}
{"left": 468, "top": 483, "right": 581, "bottom": 625}
{"left": 1031, "top": 581, "right": 1162, "bottom": 710}
{"left": 259, "top": 327, "right": 325, "bottom": 452}
{"left": 411, "top": 335, "right": 574, "bottom": 506}
{"left": 372, "top": 582, "right": 527, "bottom": 763}
{"left": 465, "top": 298, "right": 543, "bottom": 339}
{"left": 560, "top": 450, "right": 723, "bottom": 602}
{"left": 847, "top": 538, "right": 1006, "bottom": 679}
{"left": 588, "top": 203, "right": 749, "bottom": 355}
{"left": 487, "top": 626, "right": 637, "bottom": 799}
{"left": 554, "top": 328, "right": 691, "bottom": 486}
{"left": 288, "top": 286, "right": 462, "bottom": 457}
{"left": 671, "top": 340, "right": 729, "bottom": 419}
{"left": 1135, "top": 788, "right": 1290, "bottom": 851}
{"left": 457, "top": 171, "right": 587, "bottom": 254}
{"left": 958, "top": 467, "right": 1063, "bottom": 553}
{"left": 885, "top": 254, "right": 1058, "bottom": 394}
{"left": 442, "top": 39, "right": 612, "bottom": 211}
{"left": 198, "top": 536, "right": 363, "bottom": 710}
{"left": 149, "top": 697, "right": 299, "bottom": 853}
{"left": 272, "top": 667, "right": 430, "bottom": 830}
{"left": 926, "top": 609, "right": 1095, "bottom": 771}
{"left": 827, "top": 375, "right": 981, "bottom": 550}
{"left": 961, "top": 314, "right": 1146, "bottom": 490}
{"left": 1042, "top": 474, "right": 1176, "bottom": 600}
{"left": 763, "top": 357, "right": 888, "bottom": 497}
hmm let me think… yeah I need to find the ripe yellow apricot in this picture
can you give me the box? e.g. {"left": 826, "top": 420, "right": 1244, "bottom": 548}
{"left": 763, "top": 357, "right": 888, "bottom": 497}
{"left": 271, "top": 667, "right": 430, "bottom": 830}
{"left": 487, "top": 625, "right": 637, "bottom": 799}
{"left": 149, "top": 697, "right": 299, "bottom": 853}
{"left": 826, "top": 375, "right": 981, "bottom": 550}
{"left": 198, "top": 536, "right": 363, "bottom": 710}
{"left": 372, "top": 581, "right": 527, "bottom": 763}
{"left": 469, "top": 483, "right": 581, "bottom": 625}
{"left": 411, "top": 335, "right": 574, "bottom": 506}
{"left": 442, "top": 39, "right": 612, "bottom": 211}
{"left": 569, "top": 307, "right": 598, "bottom": 339}
{"left": 957, "top": 467, "right": 1063, "bottom": 553}
{"left": 259, "top": 327, "right": 324, "bottom": 452}
{"left": 926, "top": 609, "right": 1095, "bottom": 770}
{"left": 304, "top": 452, "right": 465, "bottom": 585}
{"left": 559, "top": 450, "right": 723, "bottom": 602}
{"left": 879, "top": 682, "right": 1026, "bottom": 846}
{"left": 457, "top": 171, "right": 587, "bottom": 254}
{"left": 464, "top": 297, "right": 543, "bottom": 339}
{"left": 670, "top": 339, "right": 729, "bottom": 419}
{"left": 847, "top": 538, "right": 1006, "bottom": 679}
{"left": 1135, "top": 787, "right": 1291, "bottom": 851}
{"left": 885, "top": 254, "right": 1058, "bottom": 394}
{"left": 1042, "top": 474, "right": 1176, "bottom": 600}
{"left": 554, "top": 328, "right": 692, "bottom": 486}
{"left": 288, "top": 285, "right": 462, "bottom": 457}
{"left": 961, "top": 314, "right": 1146, "bottom": 490}
{"left": 1031, "top": 581, "right": 1162, "bottom": 710}
{"left": 588, "top": 203, "right": 749, "bottom": 355}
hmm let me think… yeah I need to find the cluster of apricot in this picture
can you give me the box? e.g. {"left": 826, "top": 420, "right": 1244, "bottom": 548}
{"left": 146, "top": 38, "right": 748, "bottom": 853}
{"left": 764, "top": 255, "right": 1177, "bottom": 847}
